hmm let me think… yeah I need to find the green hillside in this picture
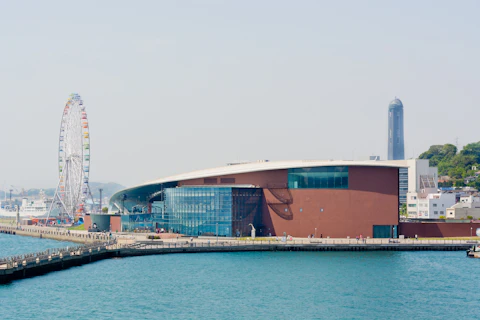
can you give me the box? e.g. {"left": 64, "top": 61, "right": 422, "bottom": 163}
{"left": 419, "top": 141, "right": 480, "bottom": 188}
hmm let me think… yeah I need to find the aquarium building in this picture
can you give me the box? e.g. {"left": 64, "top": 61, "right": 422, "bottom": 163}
{"left": 109, "top": 160, "right": 404, "bottom": 238}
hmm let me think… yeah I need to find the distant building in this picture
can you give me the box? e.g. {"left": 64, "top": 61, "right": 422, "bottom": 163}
{"left": 406, "top": 159, "right": 438, "bottom": 193}
{"left": 393, "top": 159, "right": 437, "bottom": 206}
{"left": 404, "top": 159, "right": 446, "bottom": 218}
{"left": 387, "top": 98, "right": 404, "bottom": 160}
{"left": 369, "top": 155, "right": 381, "bottom": 160}
{"left": 447, "top": 195, "right": 480, "bottom": 219}
{"left": 407, "top": 192, "right": 455, "bottom": 219}
{"left": 399, "top": 168, "right": 408, "bottom": 205}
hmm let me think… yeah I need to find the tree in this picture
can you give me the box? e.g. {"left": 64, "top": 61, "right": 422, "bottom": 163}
{"left": 419, "top": 144, "right": 457, "bottom": 168}
{"left": 460, "top": 142, "right": 480, "bottom": 164}
{"left": 454, "top": 179, "right": 464, "bottom": 187}
{"left": 399, "top": 203, "right": 407, "bottom": 216}
{"left": 102, "top": 207, "right": 108, "bottom": 213}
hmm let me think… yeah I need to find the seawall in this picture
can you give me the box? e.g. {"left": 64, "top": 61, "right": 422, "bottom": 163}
{"left": 1, "top": 238, "right": 476, "bottom": 284}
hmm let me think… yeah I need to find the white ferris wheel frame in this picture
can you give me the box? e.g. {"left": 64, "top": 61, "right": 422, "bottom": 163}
{"left": 48, "top": 93, "right": 91, "bottom": 218}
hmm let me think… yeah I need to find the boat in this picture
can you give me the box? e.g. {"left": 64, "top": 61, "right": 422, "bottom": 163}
{"left": 0, "top": 191, "right": 55, "bottom": 218}
{"left": 466, "top": 245, "right": 480, "bottom": 258}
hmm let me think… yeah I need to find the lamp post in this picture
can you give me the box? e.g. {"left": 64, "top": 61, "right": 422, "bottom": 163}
{"left": 121, "top": 194, "right": 127, "bottom": 214}
{"left": 99, "top": 188, "right": 103, "bottom": 213}
{"left": 314, "top": 228, "right": 317, "bottom": 238}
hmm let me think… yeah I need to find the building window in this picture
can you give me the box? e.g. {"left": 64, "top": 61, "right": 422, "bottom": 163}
{"left": 220, "top": 178, "right": 235, "bottom": 184}
{"left": 434, "top": 211, "right": 438, "bottom": 214}
{"left": 440, "top": 211, "right": 444, "bottom": 214}
{"left": 299, "top": 208, "right": 303, "bottom": 212}
{"left": 320, "top": 208, "right": 324, "bottom": 212}
{"left": 433, "top": 204, "right": 437, "bottom": 207}
{"left": 442, "top": 204, "right": 444, "bottom": 207}
{"left": 288, "top": 166, "right": 348, "bottom": 189}
{"left": 408, "top": 204, "right": 416, "bottom": 207}
{"left": 204, "top": 178, "right": 217, "bottom": 184}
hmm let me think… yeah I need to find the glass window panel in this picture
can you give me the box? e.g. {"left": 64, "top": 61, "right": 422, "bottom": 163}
{"left": 288, "top": 167, "right": 349, "bottom": 189}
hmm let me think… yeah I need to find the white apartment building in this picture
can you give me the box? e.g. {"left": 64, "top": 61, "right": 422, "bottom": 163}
{"left": 407, "top": 192, "right": 455, "bottom": 219}
{"left": 389, "top": 159, "right": 438, "bottom": 205}
{"left": 402, "top": 159, "right": 457, "bottom": 219}
{"left": 405, "top": 159, "right": 438, "bottom": 192}
{"left": 446, "top": 195, "right": 480, "bottom": 219}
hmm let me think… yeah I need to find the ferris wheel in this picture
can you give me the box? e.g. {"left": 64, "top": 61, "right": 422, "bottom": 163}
{"left": 49, "top": 93, "right": 91, "bottom": 217}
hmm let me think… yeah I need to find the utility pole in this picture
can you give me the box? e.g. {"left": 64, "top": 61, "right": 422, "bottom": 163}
{"left": 9, "top": 189, "right": 13, "bottom": 208}
{"left": 99, "top": 188, "right": 103, "bottom": 213}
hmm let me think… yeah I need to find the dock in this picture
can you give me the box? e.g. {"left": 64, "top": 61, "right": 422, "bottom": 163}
{"left": 1, "top": 226, "right": 477, "bottom": 284}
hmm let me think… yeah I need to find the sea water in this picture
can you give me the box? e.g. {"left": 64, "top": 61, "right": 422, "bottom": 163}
{"left": 0, "top": 233, "right": 478, "bottom": 319}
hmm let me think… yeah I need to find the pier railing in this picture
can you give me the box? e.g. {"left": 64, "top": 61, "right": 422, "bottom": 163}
{"left": 108, "top": 237, "right": 479, "bottom": 251}
{"left": 0, "top": 225, "right": 111, "bottom": 242}
{"left": 0, "top": 240, "right": 116, "bottom": 270}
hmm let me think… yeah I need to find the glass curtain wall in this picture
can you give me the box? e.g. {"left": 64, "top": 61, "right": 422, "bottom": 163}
{"left": 164, "top": 187, "right": 233, "bottom": 236}
{"left": 288, "top": 166, "right": 349, "bottom": 189}
{"left": 121, "top": 213, "right": 154, "bottom": 232}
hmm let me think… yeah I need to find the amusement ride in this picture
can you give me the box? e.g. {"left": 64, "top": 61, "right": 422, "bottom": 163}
{"left": 48, "top": 93, "right": 93, "bottom": 219}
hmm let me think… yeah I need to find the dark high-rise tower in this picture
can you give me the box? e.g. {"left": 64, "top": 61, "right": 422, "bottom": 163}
{"left": 388, "top": 98, "right": 404, "bottom": 160}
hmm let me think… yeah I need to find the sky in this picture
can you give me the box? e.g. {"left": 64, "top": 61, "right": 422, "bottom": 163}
{"left": 0, "top": 0, "right": 479, "bottom": 189}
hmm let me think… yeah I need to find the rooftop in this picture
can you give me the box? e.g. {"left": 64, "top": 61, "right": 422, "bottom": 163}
{"left": 136, "top": 159, "right": 409, "bottom": 188}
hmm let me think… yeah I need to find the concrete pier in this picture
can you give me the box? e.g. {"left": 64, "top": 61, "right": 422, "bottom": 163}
{"left": 1, "top": 226, "right": 478, "bottom": 284}
{"left": 1, "top": 234, "right": 476, "bottom": 284}
{"left": 0, "top": 226, "right": 111, "bottom": 244}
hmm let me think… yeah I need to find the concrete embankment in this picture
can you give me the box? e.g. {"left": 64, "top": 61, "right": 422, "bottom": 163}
{"left": 0, "top": 226, "right": 110, "bottom": 244}
{"left": 2, "top": 240, "right": 473, "bottom": 284}
{"left": 1, "top": 228, "right": 477, "bottom": 284}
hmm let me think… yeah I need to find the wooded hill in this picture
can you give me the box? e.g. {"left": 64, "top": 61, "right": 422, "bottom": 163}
{"left": 419, "top": 141, "right": 480, "bottom": 187}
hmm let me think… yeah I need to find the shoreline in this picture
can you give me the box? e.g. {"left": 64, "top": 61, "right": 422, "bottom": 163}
{"left": 1, "top": 224, "right": 477, "bottom": 284}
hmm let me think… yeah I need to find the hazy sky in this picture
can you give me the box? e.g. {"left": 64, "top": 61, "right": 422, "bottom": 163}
{"left": 0, "top": 0, "right": 479, "bottom": 189}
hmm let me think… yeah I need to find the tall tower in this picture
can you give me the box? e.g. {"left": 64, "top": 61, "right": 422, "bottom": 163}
{"left": 388, "top": 98, "right": 405, "bottom": 160}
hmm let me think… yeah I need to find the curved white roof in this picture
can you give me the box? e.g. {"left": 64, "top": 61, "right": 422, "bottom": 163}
{"left": 132, "top": 159, "right": 408, "bottom": 189}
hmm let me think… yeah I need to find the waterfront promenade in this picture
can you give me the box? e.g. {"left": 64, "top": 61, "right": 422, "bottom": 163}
{"left": 0, "top": 225, "right": 111, "bottom": 244}
{"left": 1, "top": 225, "right": 478, "bottom": 283}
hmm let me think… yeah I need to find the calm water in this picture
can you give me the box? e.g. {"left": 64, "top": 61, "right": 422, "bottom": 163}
{"left": 1, "top": 234, "right": 479, "bottom": 320}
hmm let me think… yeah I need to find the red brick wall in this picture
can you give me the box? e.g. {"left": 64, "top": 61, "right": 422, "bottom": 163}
{"left": 179, "top": 169, "right": 288, "bottom": 187}
{"left": 84, "top": 215, "right": 92, "bottom": 230}
{"left": 399, "top": 222, "right": 480, "bottom": 238}
{"left": 110, "top": 216, "right": 121, "bottom": 233}
{"left": 261, "top": 167, "right": 399, "bottom": 238}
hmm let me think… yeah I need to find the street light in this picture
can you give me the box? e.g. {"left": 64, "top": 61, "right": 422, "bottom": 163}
{"left": 121, "top": 194, "right": 127, "bottom": 214}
